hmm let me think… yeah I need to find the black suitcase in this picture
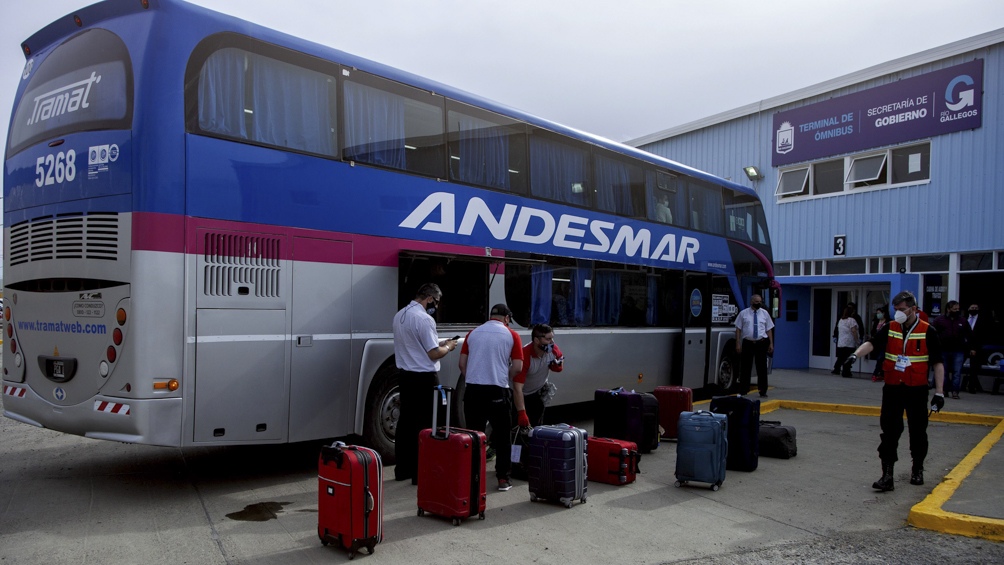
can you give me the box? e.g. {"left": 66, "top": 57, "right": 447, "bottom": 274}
{"left": 759, "top": 420, "right": 797, "bottom": 459}
{"left": 639, "top": 392, "right": 660, "bottom": 453}
{"left": 709, "top": 396, "right": 760, "bottom": 472}
{"left": 593, "top": 388, "right": 643, "bottom": 447}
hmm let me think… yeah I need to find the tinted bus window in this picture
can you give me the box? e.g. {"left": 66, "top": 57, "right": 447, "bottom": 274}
{"left": 594, "top": 153, "right": 647, "bottom": 218}
{"left": 724, "top": 190, "right": 771, "bottom": 248}
{"left": 647, "top": 171, "right": 688, "bottom": 229}
{"left": 594, "top": 268, "right": 649, "bottom": 326}
{"left": 447, "top": 102, "right": 527, "bottom": 193}
{"left": 9, "top": 29, "right": 132, "bottom": 156}
{"left": 195, "top": 47, "right": 338, "bottom": 157}
{"left": 529, "top": 131, "right": 589, "bottom": 207}
{"left": 687, "top": 180, "right": 724, "bottom": 235}
{"left": 343, "top": 71, "right": 445, "bottom": 178}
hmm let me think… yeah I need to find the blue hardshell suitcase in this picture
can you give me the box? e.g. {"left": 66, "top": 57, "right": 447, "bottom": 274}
{"left": 526, "top": 424, "right": 588, "bottom": 508}
{"left": 674, "top": 410, "right": 728, "bottom": 491}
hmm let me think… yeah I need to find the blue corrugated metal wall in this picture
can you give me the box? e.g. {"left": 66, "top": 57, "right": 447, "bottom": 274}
{"left": 640, "top": 46, "right": 1004, "bottom": 263}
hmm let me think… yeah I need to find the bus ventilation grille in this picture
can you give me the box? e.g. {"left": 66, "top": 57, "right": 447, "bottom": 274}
{"left": 202, "top": 232, "right": 282, "bottom": 298}
{"left": 8, "top": 212, "right": 119, "bottom": 265}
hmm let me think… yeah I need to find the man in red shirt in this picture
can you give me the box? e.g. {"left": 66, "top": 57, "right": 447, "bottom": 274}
{"left": 514, "top": 324, "right": 565, "bottom": 428}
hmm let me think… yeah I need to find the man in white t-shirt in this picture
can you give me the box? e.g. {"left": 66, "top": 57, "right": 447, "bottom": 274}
{"left": 459, "top": 304, "right": 523, "bottom": 491}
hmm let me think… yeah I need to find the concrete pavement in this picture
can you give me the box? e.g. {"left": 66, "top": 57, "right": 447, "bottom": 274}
{"left": 0, "top": 368, "right": 1002, "bottom": 564}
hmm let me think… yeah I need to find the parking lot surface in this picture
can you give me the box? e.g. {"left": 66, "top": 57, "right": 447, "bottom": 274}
{"left": 1, "top": 368, "right": 1003, "bottom": 564}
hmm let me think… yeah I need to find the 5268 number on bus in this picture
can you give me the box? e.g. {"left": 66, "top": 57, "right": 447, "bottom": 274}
{"left": 35, "top": 150, "right": 77, "bottom": 187}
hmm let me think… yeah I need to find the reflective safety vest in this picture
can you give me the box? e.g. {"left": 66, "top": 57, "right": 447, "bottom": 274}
{"left": 882, "top": 319, "right": 930, "bottom": 386}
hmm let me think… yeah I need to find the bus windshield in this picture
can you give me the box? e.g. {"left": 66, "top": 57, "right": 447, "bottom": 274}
{"left": 7, "top": 29, "right": 132, "bottom": 157}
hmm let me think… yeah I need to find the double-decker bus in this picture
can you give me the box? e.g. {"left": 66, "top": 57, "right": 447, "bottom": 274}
{"left": 3, "top": 0, "right": 778, "bottom": 460}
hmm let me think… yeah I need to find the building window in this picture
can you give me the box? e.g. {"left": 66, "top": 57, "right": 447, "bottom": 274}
{"left": 827, "top": 259, "right": 866, "bottom": 274}
{"left": 814, "top": 260, "right": 823, "bottom": 275}
{"left": 775, "top": 167, "right": 809, "bottom": 197}
{"left": 883, "top": 257, "right": 893, "bottom": 273}
{"left": 890, "top": 142, "right": 931, "bottom": 184}
{"left": 869, "top": 258, "right": 879, "bottom": 273}
{"left": 846, "top": 153, "right": 887, "bottom": 186}
{"left": 911, "top": 254, "right": 949, "bottom": 272}
{"left": 792, "top": 262, "right": 801, "bottom": 276}
{"left": 813, "top": 159, "right": 844, "bottom": 195}
{"left": 961, "top": 253, "right": 993, "bottom": 271}
{"left": 775, "top": 262, "right": 790, "bottom": 276}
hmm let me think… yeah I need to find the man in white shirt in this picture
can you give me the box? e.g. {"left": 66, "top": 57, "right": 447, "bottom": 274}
{"left": 734, "top": 294, "right": 775, "bottom": 397}
{"left": 392, "top": 283, "right": 458, "bottom": 483}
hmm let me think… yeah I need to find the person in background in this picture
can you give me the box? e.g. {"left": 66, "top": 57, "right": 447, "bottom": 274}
{"left": 870, "top": 305, "right": 889, "bottom": 381}
{"left": 834, "top": 304, "right": 860, "bottom": 377}
{"left": 844, "top": 290, "right": 944, "bottom": 491}
{"left": 392, "top": 283, "right": 458, "bottom": 484}
{"left": 655, "top": 192, "right": 673, "bottom": 224}
{"left": 963, "top": 304, "right": 993, "bottom": 393}
{"left": 514, "top": 324, "right": 565, "bottom": 428}
{"left": 459, "top": 304, "right": 524, "bottom": 492}
{"left": 932, "top": 300, "right": 973, "bottom": 399}
{"left": 734, "top": 294, "right": 774, "bottom": 397}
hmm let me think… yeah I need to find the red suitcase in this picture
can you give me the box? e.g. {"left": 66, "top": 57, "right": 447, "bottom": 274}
{"left": 587, "top": 437, "right": 640, "bottom": 485}
{"left": 318, "top": 441, "right": 383, "bottom": 558}
{"left": 417, "top": 386, "right": 487, "bottom": 525}
{"left": 654, "top": 386, "right": 692, "bottom": 440}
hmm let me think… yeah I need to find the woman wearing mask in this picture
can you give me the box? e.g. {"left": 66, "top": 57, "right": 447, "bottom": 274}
{"left": 870, "top": 306, "right": 888, "bottom": 382}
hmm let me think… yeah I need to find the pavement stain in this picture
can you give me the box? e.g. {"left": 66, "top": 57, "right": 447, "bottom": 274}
{"left": 226, "top": 501, "right": 290, "bottom": 521}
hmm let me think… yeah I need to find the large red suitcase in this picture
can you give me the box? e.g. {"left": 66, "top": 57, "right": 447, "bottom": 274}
{"left": 587, "top": 436, "right": 640, "bottom": 485}
{"left": 654, "top": 386, "right": 692, "bottom": 440}
{"left": 417, "top": 386, "right": 487, "bottom": 525}
{"left": 318, "top": 441, "right": 383, "bottom": 558}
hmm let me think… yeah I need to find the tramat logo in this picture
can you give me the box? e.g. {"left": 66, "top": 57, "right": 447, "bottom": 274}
{"left": 26, "top": 71, "right": 101, "bottom": 126}
{"left": 399, "top": 192, "right": 701, "bottom": 265}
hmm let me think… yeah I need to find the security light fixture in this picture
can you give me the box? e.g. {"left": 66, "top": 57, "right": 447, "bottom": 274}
{"left": 743, "top": 166, "right": 763, "bottom": 181}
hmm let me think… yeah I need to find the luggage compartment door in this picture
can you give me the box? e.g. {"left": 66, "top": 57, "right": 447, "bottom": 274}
{"left": 683, "top": 272, "right": 711, "bottom": 389}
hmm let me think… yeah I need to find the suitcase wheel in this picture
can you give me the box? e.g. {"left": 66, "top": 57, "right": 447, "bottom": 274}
{"left": 479, "top": 511, "right": 485, "bottom": 520}
{"left": 674, "top": 480, "right": 683, "bottom": 488}
{"left": 711, "top": 483, "right": 720, "bottom": 492}
{"left": 564, "top": 501, "right": 572, "bottom": 509}
{"left": 366, "top": 544, "right": 375, "bottom": 554}
{"left": 320, "top": 539, "right": 328, "bottom": 546}
{"left": 581, "top": 497, "right": 587, "bottom": 504}
{"left": 529, "top": 493, "right": 538, "bottom": 502}
{"left": 417, "top": 507, "right": 425, "bottom": 517}
{"left": 452, "top": 517, "right": 461, "bottom": 527}
{"left": 348, "top": 550, "right": 356, "bottom": 560}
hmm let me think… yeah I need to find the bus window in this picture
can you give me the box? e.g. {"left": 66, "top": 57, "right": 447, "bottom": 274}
{"left": 446, "top": 102, "right": 527, "bottom": 193}
{"left": 399, "top": 255, "right": 488, "bottom": 325}
{"left": 189, "top": 37, "right": 339, "bottom": 157}
{"left": 647, "top": 171, "right": 688, "bottom": 229}
{"left": 529, "top": 131, "right": 589, "bottom": 208}
{"left": 593, "top": 153, "right": 647, "bottom": 218}
{"left": 688, "top": 181, "right": 724, "bottom": 235}
{"left": 9, "top": 29, "right": 132, "bottom": 157}
{"left": 593, "top": 268, "right": 648, "bottom": 327}
{"left": 343, "top": 71, "right": 445, "bottom": 178}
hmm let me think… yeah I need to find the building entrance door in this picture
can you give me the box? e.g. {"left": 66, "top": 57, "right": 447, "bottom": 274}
{"left": 809, "top": 285, "right": 890, "bottom": 375}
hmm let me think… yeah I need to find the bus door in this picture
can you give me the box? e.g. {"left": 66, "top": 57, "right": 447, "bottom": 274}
{"left": 683, "top": 272, "right": 712, "bottom": 389}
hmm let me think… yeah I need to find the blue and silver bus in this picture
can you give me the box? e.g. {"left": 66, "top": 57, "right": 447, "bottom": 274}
{"left": 3, "top": 0, "right": 777, "bottom": 459}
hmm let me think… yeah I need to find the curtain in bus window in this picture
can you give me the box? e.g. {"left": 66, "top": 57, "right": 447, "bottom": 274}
{"left": 569, "top": 263, "right": 593, "bottom": 326}
{"left": 646, "top": 275, "right": 658, "bottom": 325}
{"left": 530, "top": 136, "right": 588, "bottom": 206}
{"left": 594, "top": 156, "right": 635, "bottom": 216}
{"left": 198, "top": 48, "right": 248, "bottom": 139}
{"left": 455, "top": 114, "right": 510, "bottom": 190}
{"left": 688, "top": 183, "right": 724, "bottom": 234}
{"left": 343, "top": 81, "right": 406, "bottom": 169}
{"left": 530, "top": 265, "right": 553, "bottom": 325}
{"left": 248, "top": 54, "right": 336, "bottom": 156}
{"left": 594, "top": 271, "right": 622, "bottom": 325}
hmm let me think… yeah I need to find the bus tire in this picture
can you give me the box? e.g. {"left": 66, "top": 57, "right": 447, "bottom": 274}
{"left": 716, "top": 349, "right": 739, "bottom": 394}
{"left": 363, "top": 365, "right": 401, "bottom": 464}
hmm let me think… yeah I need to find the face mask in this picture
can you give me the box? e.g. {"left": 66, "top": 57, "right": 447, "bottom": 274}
{"left": 949, "top": 311, "right": 960, "bottom": 319}
{"left": 538, "top": 343, "right": 553, "bottom": 353}
{"left": 426, "top": 306, "right": 437, "bottom": 316}
{"left": 969, "top": 310, "right": 979, "bottom": 316}
{"left": 876, "top": 312, "right": 884, "bottom": 320}
{"left": 894, "top": 310, "right": 909, "bottom": 324}
{"left": 751, "top": 303, "right": 762, "bottom": 310}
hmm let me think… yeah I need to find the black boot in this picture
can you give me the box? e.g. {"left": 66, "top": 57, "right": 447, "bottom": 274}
{"left": 910, "top": 464, "right": 924, "bottom": 486}
{"left": 872, "top": 462, "right": 895, "bottom": 491}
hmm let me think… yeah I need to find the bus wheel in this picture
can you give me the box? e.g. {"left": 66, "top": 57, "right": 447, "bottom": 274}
{"left": 364, "top": 367, "right": 400, "bottom": 464}
{"left": 717, "top": 351, "right": 739, "bottom": 394}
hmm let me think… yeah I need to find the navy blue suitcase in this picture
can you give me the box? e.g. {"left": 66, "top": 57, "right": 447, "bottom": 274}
{"left": 526, "top": 424, "right": 588, "bottom": 508}
{"left": 675, "top": 410, "right": 728, "bottom": 490}
{"left": 595, "top": 388, "right": 653, "bottom": 451}
{"left": 710, "top": 396, "right": 760, "bottom": 472}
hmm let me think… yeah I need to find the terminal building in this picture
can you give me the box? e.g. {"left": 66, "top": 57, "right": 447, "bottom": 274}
{"left": 630, "top": 29, "right": 1004, "bottom": 373}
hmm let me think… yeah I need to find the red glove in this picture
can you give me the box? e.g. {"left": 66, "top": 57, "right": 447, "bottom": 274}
{"left": 517, "top": 410, "right": 530, "bottom": 428}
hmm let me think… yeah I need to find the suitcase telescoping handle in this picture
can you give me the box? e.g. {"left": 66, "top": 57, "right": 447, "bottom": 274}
{"left": 431, "top": 385, "right": 453, "bottom": 439}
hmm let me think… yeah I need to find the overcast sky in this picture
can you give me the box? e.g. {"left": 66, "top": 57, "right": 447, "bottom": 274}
{"left": 2, "top": 0, "right": 1004, "bottom": 147}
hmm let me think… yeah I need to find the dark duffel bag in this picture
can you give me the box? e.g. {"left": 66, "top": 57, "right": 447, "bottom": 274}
{"left": 759, "top": 420, "right": 797, "bottom": 459}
